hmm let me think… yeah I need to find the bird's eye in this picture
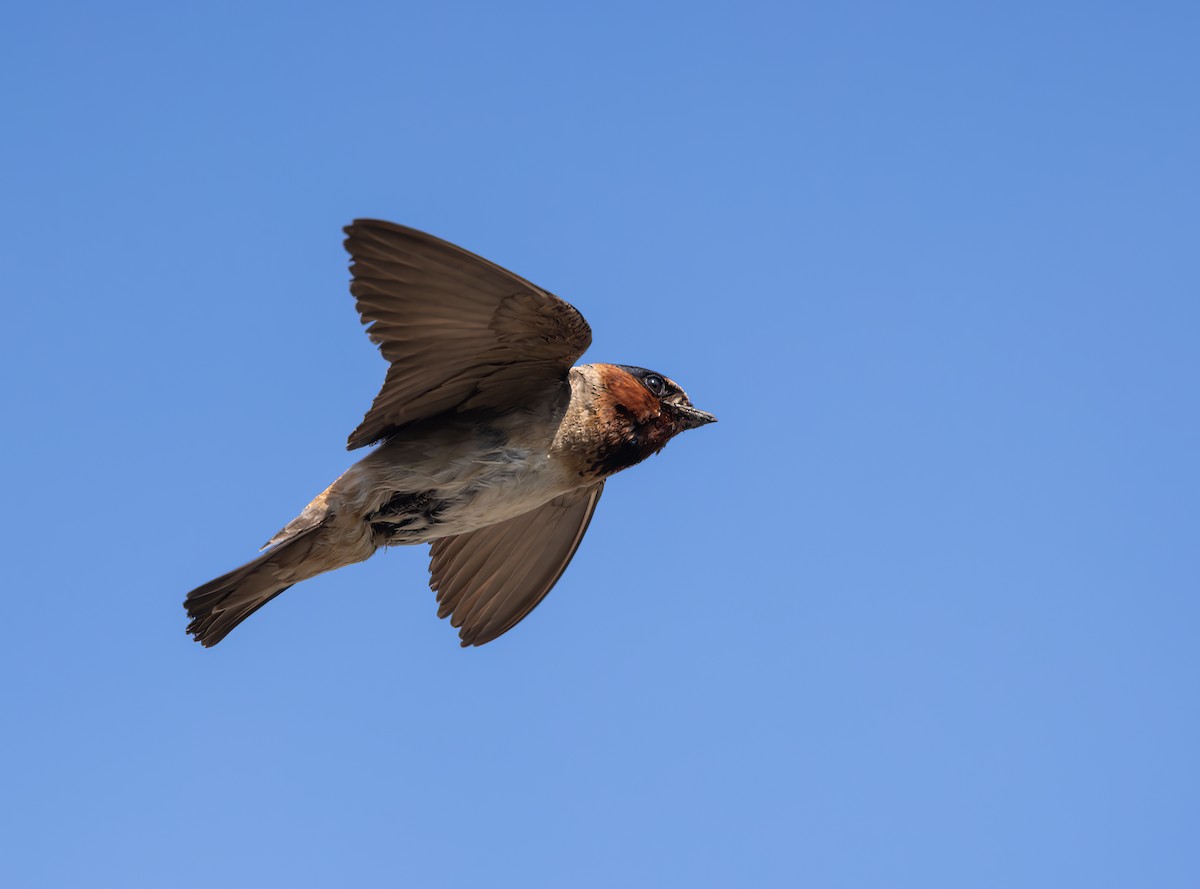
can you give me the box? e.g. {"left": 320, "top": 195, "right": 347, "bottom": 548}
{"left": 643, "top": 374, "right": 666, "bottom": 396}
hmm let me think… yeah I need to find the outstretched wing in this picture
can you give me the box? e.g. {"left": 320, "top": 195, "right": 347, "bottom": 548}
{"left": 428, "top": 483, "right": 605, "bottom": 647}
{"left": 343, "top": 220, "right": 592, "bottom": 449}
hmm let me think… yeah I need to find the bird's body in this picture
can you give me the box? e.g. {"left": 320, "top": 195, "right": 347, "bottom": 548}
{"left": 185, "top": 221, "right": 715, "bottom": 648}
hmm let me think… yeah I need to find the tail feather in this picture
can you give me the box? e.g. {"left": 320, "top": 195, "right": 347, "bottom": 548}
{"left": 184, "top": 527, "right": 324, "bottom": 647}
{"left": 185, "top": 583, "right": 296, "bottom": 647}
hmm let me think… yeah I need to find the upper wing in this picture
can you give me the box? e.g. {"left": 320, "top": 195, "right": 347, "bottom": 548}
{"left": 343, "top": 220, "right": 592, "bottom": 449}
{"left": 428, "top": 482, "right": 605, "bottom": 647}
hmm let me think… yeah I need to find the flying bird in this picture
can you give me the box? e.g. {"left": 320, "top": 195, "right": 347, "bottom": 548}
{"left": 184, "top": 220, "right": 716, "bottom": 648}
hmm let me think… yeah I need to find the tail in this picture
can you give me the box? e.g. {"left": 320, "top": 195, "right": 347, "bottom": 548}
{"left": 184, "top": 526, "right": 328, "bottom": 647}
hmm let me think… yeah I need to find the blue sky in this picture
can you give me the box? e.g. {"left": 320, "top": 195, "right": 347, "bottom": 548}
{"left": 3, "top": 2, "right": 1198, "bottom": 886}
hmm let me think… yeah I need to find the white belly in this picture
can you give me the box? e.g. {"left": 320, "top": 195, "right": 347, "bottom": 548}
{"left": 330, "top": 425, "right": 579, "bottom": 544}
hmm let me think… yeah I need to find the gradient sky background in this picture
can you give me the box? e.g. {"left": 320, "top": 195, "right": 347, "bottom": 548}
{"left": 3, "top": 2, "right": 1198, "bottom": 887}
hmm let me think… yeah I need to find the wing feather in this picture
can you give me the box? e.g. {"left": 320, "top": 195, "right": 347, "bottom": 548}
{"left": 427, "top": 483, "right": 604, "bottom": 647}
{"left": 343, "top": 220, "right": 592, "bottom": 449}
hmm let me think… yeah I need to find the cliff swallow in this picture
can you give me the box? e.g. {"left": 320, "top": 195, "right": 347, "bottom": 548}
{"left": 184, "top": 220, "right": 716, "bottom": 648}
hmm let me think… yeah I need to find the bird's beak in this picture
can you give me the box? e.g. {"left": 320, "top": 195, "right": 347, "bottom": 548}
{"left": 671, "top": 404, "right": 718, "bottom": 430}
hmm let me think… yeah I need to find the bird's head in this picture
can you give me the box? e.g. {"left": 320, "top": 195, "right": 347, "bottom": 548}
{"left": 611, "top": 364, "right": 718, "bottom": 431}
{"left": 573, "top": 363, "right": 716, "bottom": 477}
